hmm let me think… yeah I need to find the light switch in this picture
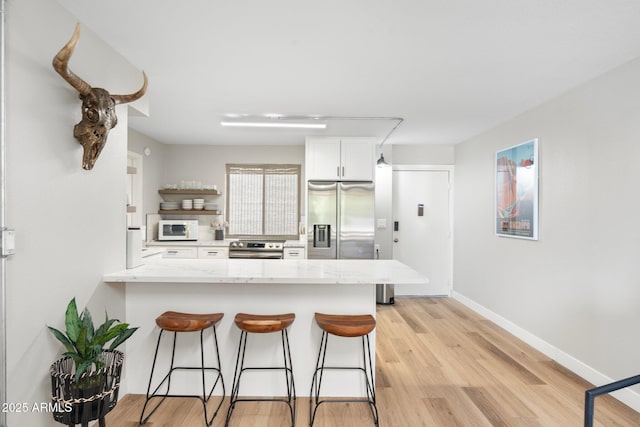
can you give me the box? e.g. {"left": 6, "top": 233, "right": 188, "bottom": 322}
{"left": 1, "top": 228, "right": 16, "bottom": 256}
{"left": 377, "top": 218, "right": 387, "bottom": 229}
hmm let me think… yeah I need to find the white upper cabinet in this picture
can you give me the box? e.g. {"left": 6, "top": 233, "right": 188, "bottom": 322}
{"left": 305, "top": 137, "right": 375, "bottom": 181}
{"left": 305, "top": 137, "right": 342, "bottom": 180}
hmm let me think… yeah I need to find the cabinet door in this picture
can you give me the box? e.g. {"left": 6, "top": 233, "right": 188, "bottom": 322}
{"left": 305, "top": 137, "right": 341, "bottom": 180}
{"left": 340, "top": 138, "right": 375, "bottom": 181}
{"left": 163, "top": 247, "right": 198, "bottom": 258}
{"left": 198, "top": 247, "right": 229, "bottom": 259}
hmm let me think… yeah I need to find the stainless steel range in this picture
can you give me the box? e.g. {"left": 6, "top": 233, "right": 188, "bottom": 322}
{"left": 228, "top": 240, "right": 285, "bottom": 259}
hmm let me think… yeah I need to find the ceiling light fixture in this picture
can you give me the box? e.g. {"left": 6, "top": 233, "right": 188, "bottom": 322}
{"left": 376, "top": 153, "right": 389, "bottom": 167}
{"left": 220, "top": 121, "right": 326, "bottom": 129}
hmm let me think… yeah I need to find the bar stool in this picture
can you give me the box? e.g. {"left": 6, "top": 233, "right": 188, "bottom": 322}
{"left": 225, "top": 313, "right": 296, "bottom": 427}
{"left": 140, "top": 311, "right": 225, "bottom": 426}
{"left": 309, "top": 313, "right": 378, "bottom": 426}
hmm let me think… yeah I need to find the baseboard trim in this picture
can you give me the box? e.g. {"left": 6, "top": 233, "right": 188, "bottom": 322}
{"left": 452, "top": 291, "right": 640, "bottom": 413}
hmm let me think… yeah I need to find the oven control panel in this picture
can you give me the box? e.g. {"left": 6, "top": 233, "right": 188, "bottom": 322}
{"left": 229, "top": 241, "right": 284, "bottom": 250}
{"left": 229, "top": 240, "right": 285, "bottom": 259}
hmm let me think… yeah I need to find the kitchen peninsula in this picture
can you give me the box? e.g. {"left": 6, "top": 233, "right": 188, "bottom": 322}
{"left": 103, "top": 258, "right": 427, "bottom": 397}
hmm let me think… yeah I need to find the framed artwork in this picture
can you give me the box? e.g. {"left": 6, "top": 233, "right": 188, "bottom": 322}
{"left": 495, "top": 138, "right": 538, "bottom": 240}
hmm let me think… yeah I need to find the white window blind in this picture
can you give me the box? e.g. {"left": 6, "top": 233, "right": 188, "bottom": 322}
{"left": 226, "top": 164, "right": 300, "bottom": 237}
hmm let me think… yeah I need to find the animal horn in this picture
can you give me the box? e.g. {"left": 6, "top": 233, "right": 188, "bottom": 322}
{"left": 52, "top": 23, "right": 92, "bottom": 96}
{"left": 111, "top": 72, "right": 149, "bottom": 105}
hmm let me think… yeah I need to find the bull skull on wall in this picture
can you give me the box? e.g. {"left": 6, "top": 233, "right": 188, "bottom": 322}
{"left": 53, "top": 24, "right": 148, "bottom": 170}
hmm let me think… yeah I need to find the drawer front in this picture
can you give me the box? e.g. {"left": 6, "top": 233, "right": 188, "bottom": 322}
{"left": 198, "top": 247, "right": 229, "bottom": 259}
{"left": 284, "top": 248, "right": 305, "bottom": 259}
{"left": 163, "top": 247, "right": 198, "bottom": 259}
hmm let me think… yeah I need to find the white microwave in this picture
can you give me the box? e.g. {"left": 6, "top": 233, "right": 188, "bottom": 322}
{"left": 158, "top": 220, "right": 199, "bottom": 241}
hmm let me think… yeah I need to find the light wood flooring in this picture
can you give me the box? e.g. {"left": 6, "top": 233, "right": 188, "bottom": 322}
{"left": 101, "top": 297, "right": 640, "bottom": 426}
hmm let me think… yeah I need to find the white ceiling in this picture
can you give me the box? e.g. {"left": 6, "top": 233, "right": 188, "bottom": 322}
{"left": 57, "top": 0, "right": 640, "bottom": 146}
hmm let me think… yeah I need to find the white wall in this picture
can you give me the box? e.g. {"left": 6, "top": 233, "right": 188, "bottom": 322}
{"left": 128, "top": 129, "right": 166, "bottom": 220}
{"left": 154, "top": 144, "right": 305, "bottom": 234}
{"left": 393, "top": 144, "right": 455, "bottom": 165}
{"left": 454, "top": 56, "right": 640, "bottom": 407}
{"left": 5, "top": 1, "right": 145, "bottom": 425}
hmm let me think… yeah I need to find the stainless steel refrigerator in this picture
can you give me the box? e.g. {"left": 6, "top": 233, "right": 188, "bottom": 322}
{"left": 307, "top": 181, "right": 375, "bottom": 259}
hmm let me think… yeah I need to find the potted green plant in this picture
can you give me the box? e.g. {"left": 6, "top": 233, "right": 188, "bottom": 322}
{"left": 48, "top": 298, "right": 138, "bottom": 427}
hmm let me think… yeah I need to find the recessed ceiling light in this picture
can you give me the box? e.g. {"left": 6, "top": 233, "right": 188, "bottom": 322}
{"left": 220, "top": 121, "right": 326, "bottom": 129}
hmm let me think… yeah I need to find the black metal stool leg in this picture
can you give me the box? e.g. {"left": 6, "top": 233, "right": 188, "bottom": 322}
{"left": 200, "top": 324, "right": 225, "bottom": 426}
{"left": 309, "top": 330, "right": 329, "bottom": 427}
{"left": 199, "top": 327, "right": 225, "bottom": 426}
{"left": 363, "top": 335, "right": 379, "bottom": 425}
{"left": 226, "top": 325, "right": 296, "bottom": 427}
{"left": 281, "top": 328, "right": 296, "bottom": 426}
{"left": 225, "top": 330, "right": 248, "bottom": 427}
{"left": 141, "top": 325, "right": 225, "bottom": 426}
{"left": 310, "top": 331, "right": 379, "bottom": 426}
{"left": 140, "top": 329, "right": 175, "bottom": 424}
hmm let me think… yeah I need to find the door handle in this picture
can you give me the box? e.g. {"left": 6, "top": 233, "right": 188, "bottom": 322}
{"left": 394, "top": 238, "right": 399, "bottom": 243}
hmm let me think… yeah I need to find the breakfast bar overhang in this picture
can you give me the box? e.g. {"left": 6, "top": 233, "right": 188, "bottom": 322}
{"left": 103, "top": 259, "right": 428, "bottom": 397}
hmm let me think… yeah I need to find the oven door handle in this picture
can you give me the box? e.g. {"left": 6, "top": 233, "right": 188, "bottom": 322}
{"left": 229, "top": 252, "right": 283, "bottom": 259}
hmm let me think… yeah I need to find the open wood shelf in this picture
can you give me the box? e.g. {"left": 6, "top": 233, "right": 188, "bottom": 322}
{"left": 158, "top": 189, "right": 221, "bottom": 196}
{"left": 158, "top": 209, "right": 221, "bottom": 215}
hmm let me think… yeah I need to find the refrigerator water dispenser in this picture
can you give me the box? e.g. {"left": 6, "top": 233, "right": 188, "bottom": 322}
{"left": 313, "top": 224, "right": 331, "bottom": 248}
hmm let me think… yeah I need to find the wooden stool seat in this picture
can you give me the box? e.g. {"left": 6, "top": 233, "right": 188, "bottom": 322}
{"left": 314, "top": 313, "right": 376, "bottom": 337}
{"left": 234, "top": 313, "right": 295, "bottom": 333}
{"left": 155, "top": 311, "right": 224, "bottom": 333}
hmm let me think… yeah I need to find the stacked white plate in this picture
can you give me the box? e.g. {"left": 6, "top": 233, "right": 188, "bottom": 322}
{"left": 160, "top": 201, "right": 179, "bottom": 210}
{"left": 182, "top": 199, "right": 193, "bottom": 210}
{"left": 204, "top": 203, "right": 218, "bottom": 211}
{"left": 193, "top": 198, "right": 205, "bottom": 210}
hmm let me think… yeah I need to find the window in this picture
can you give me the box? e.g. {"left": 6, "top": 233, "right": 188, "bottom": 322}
{"left": 226, "top": 164, "right": 301, "bottom": 238}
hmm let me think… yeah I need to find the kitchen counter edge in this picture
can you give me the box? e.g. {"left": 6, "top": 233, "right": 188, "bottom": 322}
{"left": 103, "top": 258, "right": 427, "bottom": 285}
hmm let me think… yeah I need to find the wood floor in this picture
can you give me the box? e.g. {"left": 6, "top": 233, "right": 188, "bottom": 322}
{"left": 101, "top": 297, "right": 640, "bottom": 426}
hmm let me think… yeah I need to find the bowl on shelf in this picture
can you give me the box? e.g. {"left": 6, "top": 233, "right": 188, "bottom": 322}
{"left": 193, "top": 198, "right": 204, "bottom": 210}
{"left": 160, "top": 202, "right": 179, "bottom": 210}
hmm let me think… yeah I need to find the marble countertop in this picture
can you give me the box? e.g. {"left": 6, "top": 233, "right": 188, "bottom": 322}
{"left": 103, "top": 258, "right": 427, "bottom": 285}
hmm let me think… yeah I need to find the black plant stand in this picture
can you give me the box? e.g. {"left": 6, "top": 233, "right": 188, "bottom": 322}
{"left": 50, "top": 350, "right": 124, "bottom": 427}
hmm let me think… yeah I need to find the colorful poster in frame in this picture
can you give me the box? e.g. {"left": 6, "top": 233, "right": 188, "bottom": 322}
{"left": 495, "top": 139, "right": 538, "bottom": 240}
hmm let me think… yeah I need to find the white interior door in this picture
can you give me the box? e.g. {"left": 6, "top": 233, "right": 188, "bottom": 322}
{"left": 392, "top": 167, "right": 452, "bottom": 296}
